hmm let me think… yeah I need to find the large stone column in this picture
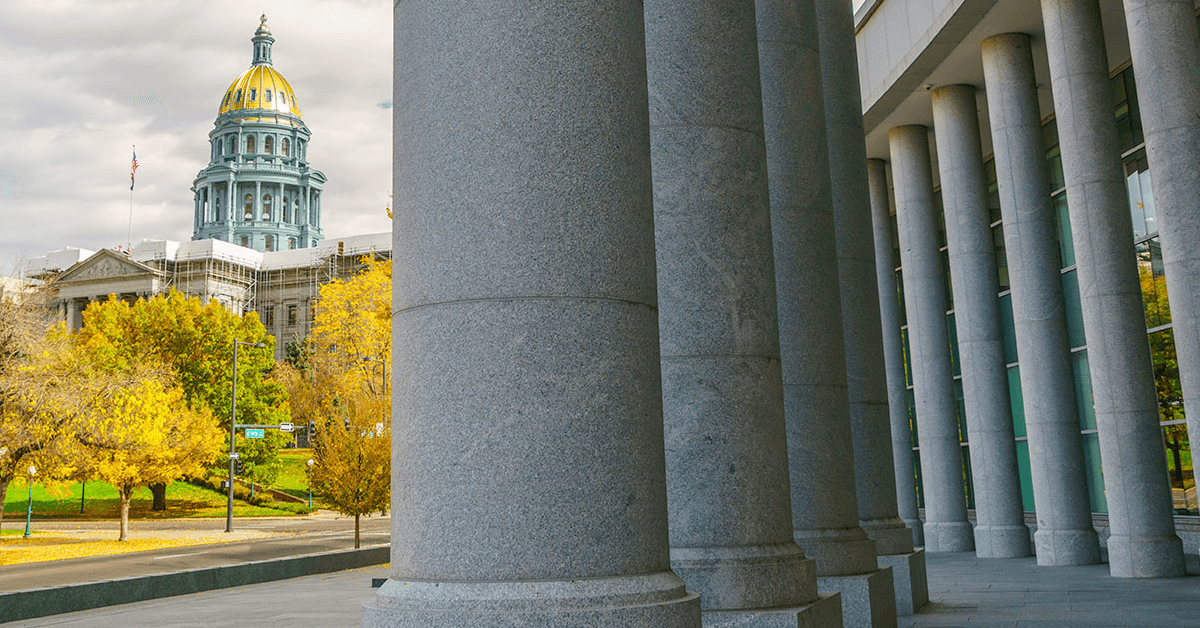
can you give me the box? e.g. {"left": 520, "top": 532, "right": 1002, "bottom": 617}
{"left": 758, "top": 1, "right": 897, "bottom": 625}
{"left": 868, "top": 158, "right": 925, "bottom": 549}
{"left": 888, "top": 125, "right": 976, "bottom": 553}
{"left": 816, "top": 0, "right": 926, "bottom": 614}
{"left": 365, "top": 3, "right": 703, "bottom": 625}
{"left": 645, "top": 1, "right": 840, "bottom": 625}
{"left": 930, "top": 85, "right": 1032, "bottom": 559}
{"left": 1040, "top": 0, "right": 1185, "bottom": 578}
{"left": 980, "top": 33, "right": 1102, "bottom": 567}
{"left": 1123, "top": 0, "right": 1200, "bottom": 549}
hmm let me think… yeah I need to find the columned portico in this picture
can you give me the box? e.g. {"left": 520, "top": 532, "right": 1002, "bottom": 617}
{"left": 1040, "top": 0, "right": 1185, "bottom": 578}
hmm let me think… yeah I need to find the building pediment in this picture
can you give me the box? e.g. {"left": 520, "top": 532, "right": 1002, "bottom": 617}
{"left": 56, "top": 249, "right": 160, "bottom": 284}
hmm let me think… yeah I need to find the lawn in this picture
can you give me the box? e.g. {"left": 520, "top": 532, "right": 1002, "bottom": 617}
{"left": 275, "top": 448, "right": 323, "bottom": 506}
{"left": 2, "top": 478, "right": 308, "bottom": 520}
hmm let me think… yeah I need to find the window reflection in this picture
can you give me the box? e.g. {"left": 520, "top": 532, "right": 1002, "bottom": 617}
{"left": 1125, "top": 150, "right": 1157, "bottom": 237}
{"left": 1136, "top": 238, "right": 1170, "bottom": 328}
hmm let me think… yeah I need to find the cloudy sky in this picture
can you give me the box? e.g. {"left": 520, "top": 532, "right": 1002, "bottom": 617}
{"left": 0, "top": 0, "right": 393, "bottom": 275}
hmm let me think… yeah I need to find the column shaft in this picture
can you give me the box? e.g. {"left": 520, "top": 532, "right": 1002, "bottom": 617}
{"left": 366, "top": 3, "right": 702, "bottom": 624}
{"left": 645, "top": 0, "right": 830, "bottom": 621}
{"left": 888, "top": 125, "right": 975, "bottom": 553}
{"left": 1123, "top": 0, "right": 1200, "bottom": 543}
{"left": 816, "top": 0, "right": 915, "bottom": 560}
{"left": 868, "top": 158, "right": 925, "bottom": 548}
{"left": 1040, "top": 0, "right": 1184, "bottom": 577}
{"left": 981, "top": 32, "right": 1101, "bottom": 566}
{"left": 759, "top": 0, "right": 897, "bottom": 625}
{"left": 930, "top": 85, "right": 1031, "bottom": 559}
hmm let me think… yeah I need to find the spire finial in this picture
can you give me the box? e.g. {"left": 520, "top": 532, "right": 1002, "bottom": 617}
{"left": 251, "top": 13, "right": 274, "bottom": 66}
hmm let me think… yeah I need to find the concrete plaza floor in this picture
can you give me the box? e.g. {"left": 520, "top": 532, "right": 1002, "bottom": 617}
{"left": 7, "top": 552, "right": 1200, "bottom": 627}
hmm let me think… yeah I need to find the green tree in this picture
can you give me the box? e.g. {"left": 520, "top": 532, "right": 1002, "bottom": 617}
{"left": 77, "top": 292, "right": 289, "bottom": 508}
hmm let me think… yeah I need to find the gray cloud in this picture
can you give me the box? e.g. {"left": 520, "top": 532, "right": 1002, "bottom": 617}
{"left": 0, "top": 0, "right": 393, "bottom": 274}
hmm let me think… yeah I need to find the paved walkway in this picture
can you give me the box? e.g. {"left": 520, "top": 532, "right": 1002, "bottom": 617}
{"left": 7, "top": 551, "right": 1200, "bottom": 626}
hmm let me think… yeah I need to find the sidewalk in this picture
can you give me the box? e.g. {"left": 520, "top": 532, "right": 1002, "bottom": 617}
{"left": 7, "top": 550, "right": 1200, "bottom": 627}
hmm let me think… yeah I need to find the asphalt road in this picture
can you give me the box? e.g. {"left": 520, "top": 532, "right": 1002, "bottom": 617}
{"left": 0, "top": 513, "right": 390, "bottom": 593}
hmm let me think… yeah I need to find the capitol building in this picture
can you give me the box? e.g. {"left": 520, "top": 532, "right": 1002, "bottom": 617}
{"left": 26, "top": 16, "right": 388, "bottom": 362}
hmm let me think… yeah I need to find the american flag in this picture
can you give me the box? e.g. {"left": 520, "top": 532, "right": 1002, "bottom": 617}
{"left": 130, "top": 148, "right": 139, "bottom": 190}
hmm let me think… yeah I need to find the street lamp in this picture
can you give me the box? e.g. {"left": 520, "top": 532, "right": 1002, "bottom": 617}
{"left": 23, "top": 465, "right": 36, "bottom": 539}
{"left": 306, "top": 459, "right": 314, "bottom": 509}
{"left": 227, "top": 339, "right": 265, "bottom": 534}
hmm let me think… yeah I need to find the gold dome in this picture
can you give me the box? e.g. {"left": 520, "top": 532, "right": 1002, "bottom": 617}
{"left": 218, "top": 65, "right": 303, "bottom": 120}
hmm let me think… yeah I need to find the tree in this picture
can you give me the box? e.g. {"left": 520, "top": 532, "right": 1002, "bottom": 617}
{"left": 78, "top": 373, "right": 224, "bottom": 540}
{"left": 77, "top": 292, "right": 289, "bottom": 508}
{"left": 285, "top": 257, "right": 391, "bottom": 547}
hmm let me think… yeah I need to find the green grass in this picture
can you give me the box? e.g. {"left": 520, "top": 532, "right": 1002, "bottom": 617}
{"left": 275, "top": 448, "right": 324, "bottom": 506}
{"left": 2, "top": 479, "right": 309, "bottom": 519}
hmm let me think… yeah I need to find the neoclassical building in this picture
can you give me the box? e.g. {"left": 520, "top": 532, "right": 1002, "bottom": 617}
{"left": 191, "top": 15, "right": 325, "bottom": 252}
{"left": 368, "top": 0, "right": 1200, "bottom": 626}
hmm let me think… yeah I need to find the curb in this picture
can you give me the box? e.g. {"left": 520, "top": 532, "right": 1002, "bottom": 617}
{"left": 0, "top": 544, "right": 389, "bottom": 624}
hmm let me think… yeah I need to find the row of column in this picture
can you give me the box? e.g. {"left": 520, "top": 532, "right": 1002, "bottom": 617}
{"left": 367, "top": 0, "right": 923, "bottom": 626}
{"left": 872, "top": 0, "right": 1196, "bottom": 579}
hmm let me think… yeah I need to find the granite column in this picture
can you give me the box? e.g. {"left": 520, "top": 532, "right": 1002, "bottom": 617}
{"left": 758, "top": 0, "right": 897, "bottom": 624}
{"left": 1123, "top": 0, "right": 1200, "bottom": 542}
{"left": 645, "top": 0, "right": 839, "bottom": 624}
{"left": 365, "top": 3, "right": 703, "bottom": 624}
{"left": 980, "top": 33, "right": 1102, "bottom": 566}
{"left": 930, "top": 85, "right": 1031, "bottom": 559}
{"left": 868, "top": 158, "right": 925, "bottom": 549}
{"left": 1040, "top": 0, "right": 1185, "bottom": 577}
{"left": 888, "top": 125, "right": 975, "bottom": 553}
{"left": 816, "top": 0, "right": 926, "bottom": 613}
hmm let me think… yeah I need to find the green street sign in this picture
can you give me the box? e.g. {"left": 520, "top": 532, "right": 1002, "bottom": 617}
{"left": 245, "top": 428, "right": 265, "bottom": 439}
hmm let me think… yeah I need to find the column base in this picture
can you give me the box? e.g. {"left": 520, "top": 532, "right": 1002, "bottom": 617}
{"left": 903, "top": 516, "right": 925, "bottom": 547}
{"left": 703, "top": 593, "right": 842, "bottom": 627}
{"left": 1033, "top": 527, "right": 1101, "bottom": 566}
{"left": 923, "top": 520, "right": 974, "bottom": 552}
{"left": 362, "top": 572, "right": 701, "bottom": 627}
{"left": 670, "top": 542, "right": 818, "bottom": 611}
{"left": 818, "top": 566, "right": 897, "bottom": 628}
{"left": 861, "top": 516, "right": 915, "bottom": 555}
{"left": 974, "top": 524, "right": 1032, "bottom": 558}
{"left": 1106, "top": 533, "right": 1185, "bottom": 578}
{"left": 878, "top": 549, "right": 928, "bottom": 615}
{"left": 794, "top": 526, "right": 878, "bottom": 576}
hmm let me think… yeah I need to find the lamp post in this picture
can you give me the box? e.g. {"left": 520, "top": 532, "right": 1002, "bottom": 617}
{"left": 227, "top": 339, "right": 265, "bottom": 534}
{"left": 23, "top": 465, "right": 36, "bottom": 539}
{"left": 306, "top": 458, "right": 314, "bottom": 509}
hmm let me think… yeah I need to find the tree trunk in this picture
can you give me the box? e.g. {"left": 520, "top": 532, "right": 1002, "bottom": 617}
{"left": 0, "top": 478, "right": 9, "bottom": 536}
{"left": 1170, "top": 436, "right": 1184, "bottom": 485}
{"left": 150, "top": 482, "right": 167, "bottom": 511}
{"left": 119, "top": 486, "right": 132, "bottom": 542}
{"left": 355, "top": 514, "right": 361, "bottom": 549}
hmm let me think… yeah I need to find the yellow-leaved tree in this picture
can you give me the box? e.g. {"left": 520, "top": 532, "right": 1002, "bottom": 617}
{"left": 79, "top": 373, "right": 224, "bottom": 540}
{"left": 280, "top": 256, "right": 391, "bottom": 548}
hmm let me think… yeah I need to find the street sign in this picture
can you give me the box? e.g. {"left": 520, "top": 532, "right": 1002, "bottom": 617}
{"left": 375, "top": 423, "right": 384, "bottom": 435}
{"left": 279, "top": 422, "right": 294, "bottom": 433}
{"left": 229, "top": 452, "right": 240, "bottom": 459}
{"left": 245, "top": 428, "right": 265, "bottom": 439}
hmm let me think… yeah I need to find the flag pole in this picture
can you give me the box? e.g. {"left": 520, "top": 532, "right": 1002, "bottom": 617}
{"left": 127, "top": 145, "right": 137, "bottom": 254}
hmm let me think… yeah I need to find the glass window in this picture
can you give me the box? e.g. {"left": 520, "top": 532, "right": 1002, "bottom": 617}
{"left": 1043, "top": 119, "right": 1066, "bottom": 192}
{"left": 1015, "top": 440, "right": 1036, "bottom": 511}
{"left": 243, "top": 194, "right": 253, "bottom": 221}
{"left": 263, "top": 195, "right": 272, "bottom": 221}
{"left": 961, "top": 446, "right": 975, "bottom": 509}
{"left": 941, "top": 249, "right": 954, "bottom": 312}
{"left": 245, "top": 135, "right": 256, "bottom": 153}
{"left": 280, "top": 92, "right": 287, "bottom": 104}
{"left": 249, "top": 88, "right": 257, "bottom": 101}
{"left": 265, "top": 136, "right": 274, "bottom": 154}
{"left": 954, "top": 378, "right": 967, "bottom": 441}
{"left": 999, "top": 294, "right": 1018, "bottom": 364}
{"left": 907, "top": 388, "right": 919, "bottom": 448}
{"left": 1054, "top": 194, "right": 1074, "bottom": 268}
{"left": 1163, "top": 424, "right": 1197, "bottom": 515}
{"left": 1150, "top": 329, "right": 1185, "bottom": 423}
{"left": 913, "top": 450, "right": 925, "bottom": 509}
{"left": 235, "top": 89, "right": 243, "bottom": 102}
{"left": 283, "top": 201, "right": 289, "bottom": 224}
{"left": 948, "top": 313, "right": 961, "bottom": 378}
{"left": 264, "top": 306, "right": 274, "bottom": 326}
{"left": 1062, "top": 270, "right": 1087, "bottom": 348}
{"left": 288, "top": 237, "right": 296, "bottom": 250}
{"left": 282, "top": 139, "right": 290, "bottom": 156}
{"left": 1111, "top": 67, "right": 1144, "bottom": 153}
{"left": 264, "top": 89, "right": 272, "bottom": 102}
{"left": 1124, "top": 150, "right": 1157, "bottom": 237}
{"left": 895, "top": 270, "right": 907, "bottom": 326}
{"left": 1082, "top": 433, "right": 1108, "bottom": 513}
{"left": 240, "top": 236, "right": 249, "bottom": 247}
{"left": 993, "top": 224, "right": 1009, "bottom": 290}
{"left": 1137, "top": 238, "right": 1171, "bottom": 328}
{"left": 901, "top": 328, "right": 913, "bottom": 387}
{"left": 1008, "top": 366, "right": 1026, "bottom": 437}
{"left": 223, "top": 91, "right": 231, "bottom": 106}
{"left": 985, "top": 158, "right": 1002, "bottom": 224}
{"left": 288, "top": 305, "right": 298, "bottom": 326}
{"left": 1073, "top": 351, "right": 1097, "bottom": 430}
{"left": 265, "top": 235, "right": 274, "bottom": 252}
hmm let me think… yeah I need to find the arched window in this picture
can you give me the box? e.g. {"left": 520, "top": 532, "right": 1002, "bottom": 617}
{"left": 245, "top": 135, "right": 256, "bottom": 153}
{"left": 263, "top": 195, "right": 273, "bottom": 221}
{"left": 288, "top": 237, "right": 296, "bottom": 250}
{"left": 241, "top": 236, "right": 249, "bottom": 247}
{"left": 235, "top": 89, "right": 242, "bottom": 102}
{"left": 264, "top": 137, "right": 274, "bottom": 154}
{"left": 227, "top": 135, "right": 236, "bottom": 154}
{"left": 215, "top": 197, "right": 223, "bottom": 222}
{"left": 215, "top": 139, "right": 223, "bottom": 158}
{"left": 282, "top": 200, "right": 290, "bottom": 224}
{"left": 265, "top": 236, "right": 274, "bottom": 252}
{"left": 244, "top": 194, "right": 253, "bottom": 221}
{"left": 282, "top": 139, "right": 290, "bottom": 156}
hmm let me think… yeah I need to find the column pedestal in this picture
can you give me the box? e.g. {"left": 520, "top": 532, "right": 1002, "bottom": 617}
{"left": 879, "top": 550, "right": 928, "bottom": 615}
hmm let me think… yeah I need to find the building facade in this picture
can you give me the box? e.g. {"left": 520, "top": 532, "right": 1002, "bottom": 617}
{"left": 191, "top": 15, "right": 325, "bottom": 252}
